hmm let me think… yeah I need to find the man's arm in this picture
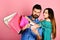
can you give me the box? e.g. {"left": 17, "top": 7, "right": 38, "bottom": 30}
{"left": 22, "top": 24, "right": 30, "bottom": 30}
{"left": 25, "top": 16, "right": 41, "bottom": 28}
{"left": 19, "top": 23, "right": 30, "bottom": 34}
{"left": 31, "top": 27, "right": 42, "bottom": 40}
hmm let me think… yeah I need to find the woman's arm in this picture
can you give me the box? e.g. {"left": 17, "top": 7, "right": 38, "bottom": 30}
{"left": 25, "top": 16, "right": 41, "bottom": 28}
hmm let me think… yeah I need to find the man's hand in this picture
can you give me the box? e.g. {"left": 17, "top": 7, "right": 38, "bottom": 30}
{"left": 22, "top": 24, "right": 30, "bottom": 30}
{"left": 31, "top": 24, "right": 40, "bottom": 30}
{"left": 31, "top": 27, "right": 42, "bottom": 40}
{"left": 19, "top": 24, "right": 30, "bottom": 34}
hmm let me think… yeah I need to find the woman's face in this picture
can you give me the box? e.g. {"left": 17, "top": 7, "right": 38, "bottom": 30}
{"left": 43, "top": 10, "right": 49, "bottom": 19}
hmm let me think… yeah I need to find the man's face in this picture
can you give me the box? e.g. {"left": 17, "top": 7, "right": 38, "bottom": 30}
{"left": 32, "top": 8, "right": 41, "bottom": 19}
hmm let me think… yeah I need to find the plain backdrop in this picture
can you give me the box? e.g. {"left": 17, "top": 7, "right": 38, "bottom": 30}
{"left": 0, "top": 0, "right": 60, "bottom": 40}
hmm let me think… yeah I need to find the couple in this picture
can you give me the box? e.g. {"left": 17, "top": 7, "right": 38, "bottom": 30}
{"left": 19, "top": 4, "right": 56, "bottom": 40}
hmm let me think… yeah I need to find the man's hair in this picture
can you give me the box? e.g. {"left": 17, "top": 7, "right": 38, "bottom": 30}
{"left": 33, "top": 4, "right": 42, "bottom": 10}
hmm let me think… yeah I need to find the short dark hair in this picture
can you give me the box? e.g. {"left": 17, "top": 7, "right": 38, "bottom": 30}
{"left": 33, "top": 4, "right": 42, "bottom": 10}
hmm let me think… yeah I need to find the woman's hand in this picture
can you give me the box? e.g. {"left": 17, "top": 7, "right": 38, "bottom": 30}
{"left": 51, "top": 33, "right": 56, "bottom": 40}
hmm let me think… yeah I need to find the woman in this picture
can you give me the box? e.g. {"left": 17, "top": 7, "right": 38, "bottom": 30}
{"left": 41, "top": 8, "right": 56, "bottom": 40}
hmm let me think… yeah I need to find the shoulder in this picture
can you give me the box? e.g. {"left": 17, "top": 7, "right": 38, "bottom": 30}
{"left": 40, "top": 20, "right": 45, "bottom": 23}
{"left": 27, "top": 16, "right": 32, "bottom": 18}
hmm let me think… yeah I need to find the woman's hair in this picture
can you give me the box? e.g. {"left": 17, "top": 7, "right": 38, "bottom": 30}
{"left": 43, "top": 8, "right": 56, "bottom": 39}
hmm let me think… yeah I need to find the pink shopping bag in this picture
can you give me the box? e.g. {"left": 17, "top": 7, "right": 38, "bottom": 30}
{"left": 8, "top": 13, "right": 29, "bottom": 33}
{"left": 19, "top": 16, "right": 29, "bottom": 29}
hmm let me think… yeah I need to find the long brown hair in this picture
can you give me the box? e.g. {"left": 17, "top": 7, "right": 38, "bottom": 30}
{"left": 43, "top": 8, "right": 56, "bottom": 39}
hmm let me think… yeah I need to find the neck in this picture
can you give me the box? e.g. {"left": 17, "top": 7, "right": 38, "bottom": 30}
{"left": 45, "top": 18, "right": 51, "bottom": 22}
{"left": 32, "top": 17, "right": 36, "bottom": 20}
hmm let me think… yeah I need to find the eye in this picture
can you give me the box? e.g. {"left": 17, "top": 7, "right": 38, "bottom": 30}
{"left": 44, "top": 12, "right": 48, "bottom": 14}
{"left": 46, "top": 12, "right": 48, "bottom": 14}
{"left": 44, "top": 10, "right": 48, "bottom": 14}
{"left": 37, "top": 11, "right": 41, "bottom": 13}
{"left": 34, "top": 11, "right": 36, "bottom": 12}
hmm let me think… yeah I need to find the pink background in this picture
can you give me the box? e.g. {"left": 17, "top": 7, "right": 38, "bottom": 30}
{"left": 0, "top": 0, "right": 60, "bottom": 40}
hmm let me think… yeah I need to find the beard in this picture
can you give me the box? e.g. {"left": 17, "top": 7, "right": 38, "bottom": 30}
{"left": 31, "top": 14, "right": 39, "bottom": 19}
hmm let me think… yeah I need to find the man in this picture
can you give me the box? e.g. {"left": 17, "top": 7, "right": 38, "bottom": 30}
{"left": 20, "top": 4, "right": 42, "bottom": 40}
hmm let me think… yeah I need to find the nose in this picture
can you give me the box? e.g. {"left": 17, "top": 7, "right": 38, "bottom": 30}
{"left": 34, "top": 12, "right": 37, "bottom": 14}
